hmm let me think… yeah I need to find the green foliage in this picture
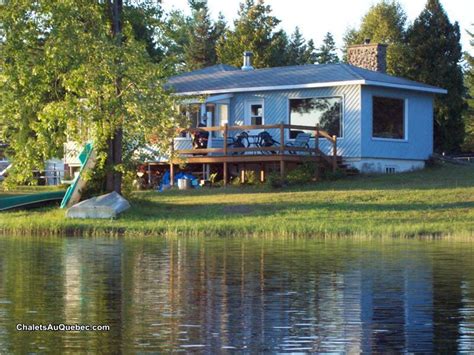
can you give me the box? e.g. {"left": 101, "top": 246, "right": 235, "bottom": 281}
{"left": 160, "top": 9, "right": 192, "bottom": 71}
{"left": 120, "top": 170, "right": 137, "bottom": 199}
{"left": 216, "top": 0, "right": 283, "bottom": 68}
{"left": 286, "top": 27, "right": 317, "bottom": 65}
{"left": 231, "top": 170, "right": 258, "bottom": 186}
{"left": 286, "top": 163, "right": 316, "bottom": 185}
{"left": 0, "top": 1, "right": 184, "bottom": 188}
{"left": 266, "top": 172, "right": 286, "bottom": 189}
{"left": 183, "top": 1, "right": 225, "bottom": 70}
{"left": 268, "top": 30, "right": 290, "bottom": 67}
{"left": 320, "top": 169, "right": 346, "bottom": 181}
{"left": 343, "top": 0, "right": 407, "bottom": 75}
{"left": 463, "top": 27, "right": 474, "bottom": 151}
{"left": 124, "top": 1, "right": 165, "bottom": 62}
{"left": 404, "top": 0, "right": 466, "bottom": 153}
{"left": 316, "top": 32, "right": 339, "bottom": 64}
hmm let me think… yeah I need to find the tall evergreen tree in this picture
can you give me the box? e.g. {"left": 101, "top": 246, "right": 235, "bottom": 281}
{"left": 463, "top": 28, "right": 474, "bottom": 151}
{"left": 216, "top": 0, "right": 281, "bottom": 68}
{"left": 303, "top": 39, "right": 317, "bottom": 64}
{"left": 184, "top": 0, "right": 222, "bottom": 70}
{"left": 343, "top": 0, "right": 407, "bottom": 75}
{"left": 405, "top": 0, "right": 466, "bottom": 152}
{"left": 286, "top": 27, "right": 316, "bottom": 65}
{"left": 124, "top": 2, "right": 164, "bottom": 62}
{"left": 213, "top": 12, "right": 227, "bottom": 48}
{"left": 268, "top": 30, "right": 290, "bottom": 67}
{"left": 287, "top": 27, "right": 305, "bottom": 65}
{"left": 161, "top": 9, "right": 192, "bottom": 71}
{"left": 316, "top": 32, "right": 340, "bottom": 64}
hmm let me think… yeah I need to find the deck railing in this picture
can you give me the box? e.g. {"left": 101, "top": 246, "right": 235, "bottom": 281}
{"left": 168, "top": 123, "right": 338, "bottom": 185}
{"left": 174, "top": 123, "right": 337, "bottom": 166}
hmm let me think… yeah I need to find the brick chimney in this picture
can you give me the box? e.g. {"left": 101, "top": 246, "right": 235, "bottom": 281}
{"left": 347, "top": 40, "right": 387, "bottom": 73}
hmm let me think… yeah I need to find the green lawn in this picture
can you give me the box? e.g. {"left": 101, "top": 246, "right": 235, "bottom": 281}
{"left": 1, "top": 163, "right": 473, "bottom": 237}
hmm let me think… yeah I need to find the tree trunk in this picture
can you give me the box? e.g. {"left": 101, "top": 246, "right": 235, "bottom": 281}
{"left": 106, "top": 0, "right": 123, "bottom": 194}
{"left": 106, "top": 137, "right": 115, "bottom": 192}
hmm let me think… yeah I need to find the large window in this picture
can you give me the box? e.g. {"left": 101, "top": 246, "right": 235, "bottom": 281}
{"left": 289, "top": 97, "right": 342, "bottom": 138}
{"left": 372, "top": 96, "right": 405, "bottom": 139}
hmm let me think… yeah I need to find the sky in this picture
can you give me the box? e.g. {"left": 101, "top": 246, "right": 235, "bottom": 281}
{"left": 161, "top": 0, "right": 473, "bottom": 56}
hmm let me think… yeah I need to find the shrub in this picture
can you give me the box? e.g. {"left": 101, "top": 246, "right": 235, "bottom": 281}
{"left": 232, "top": 170, "right": 258, "bottom": 186}
{"left": 266, "top": 172, "right": 287, "bottom": 189}
{"left": 320, "top": 169, "right": 346, "bottom": 181}
{"left": 286, "top": 163, "right": 316, "bottom": 185}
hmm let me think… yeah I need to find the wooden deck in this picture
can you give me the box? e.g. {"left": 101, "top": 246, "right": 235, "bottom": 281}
{"left": 167, "top": 123, "right": 339, "bottom": 186}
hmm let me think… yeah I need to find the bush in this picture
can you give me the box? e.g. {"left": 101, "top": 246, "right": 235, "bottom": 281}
{"left": 286, "top": 163, "right": 316, "bottom": 185}
{"left": 320, "top": 169, "right": 346, "bottom": 181}
{"left": 266, "top": 172, "right": 287, "bottom": 189}
{"left": 232, "top": 170, "right": 258, "bottom": 186}
{"left": 121, "top": 171, "right": 138, "bottom": 198}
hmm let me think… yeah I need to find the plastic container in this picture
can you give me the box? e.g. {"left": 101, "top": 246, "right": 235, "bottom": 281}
{"left": 177, "top": 178, "right": 192, "bottom": 190}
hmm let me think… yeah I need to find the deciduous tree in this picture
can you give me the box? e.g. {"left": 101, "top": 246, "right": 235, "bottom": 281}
{"left": 0, "top": 0, "right": 183, "bottom": 189}
{"left": 343, "top": 0, "right": 407, "bottom": 75}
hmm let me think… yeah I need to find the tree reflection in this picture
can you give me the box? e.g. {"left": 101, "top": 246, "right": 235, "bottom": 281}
{"left": 289, "top": 98, "right": 341, "bottom": 137}
{"left": 1, "top": 238, "right": 474, "bottom": 352}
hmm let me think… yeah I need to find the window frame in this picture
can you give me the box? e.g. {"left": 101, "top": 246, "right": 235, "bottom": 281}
{"left": 287, "top": 95, "right": 344, "bottom": 139}
{"left": 371, "top": 96, "right": 408, "bottom": 142}
{"left": 244, "top": 99, "right": 265, "bottom": 127}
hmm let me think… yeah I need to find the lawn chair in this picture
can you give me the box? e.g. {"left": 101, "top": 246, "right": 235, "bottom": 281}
{"left": 255, "top": 131, "right": 279, "bottom": 154}
{"left": 227, "top": 132, "right": 249, "bottom": 155}
{"left": 287, "top": 132, "right": 311, "bottom": 154}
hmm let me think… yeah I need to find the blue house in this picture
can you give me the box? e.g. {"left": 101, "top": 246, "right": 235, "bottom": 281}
{"left": 165, "top": 43, "right": 446, "bottom": 182}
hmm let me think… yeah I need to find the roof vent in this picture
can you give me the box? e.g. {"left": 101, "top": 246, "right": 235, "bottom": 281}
{"left": 241, "top": 51, "right": 254, "bottom": 71}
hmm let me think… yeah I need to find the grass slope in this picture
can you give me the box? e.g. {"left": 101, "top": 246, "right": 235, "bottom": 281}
{"left": 1, "top": 163, "right": 473, "bottom": 237}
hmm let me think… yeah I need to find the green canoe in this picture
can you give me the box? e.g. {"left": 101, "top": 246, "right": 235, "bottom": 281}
{"left": 0, "top": 190, "right": 66, "bottom": 211}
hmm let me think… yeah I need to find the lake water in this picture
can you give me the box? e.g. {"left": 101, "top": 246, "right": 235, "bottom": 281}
{"left": 0, "top": 237, "right": 473, "bottom": 353}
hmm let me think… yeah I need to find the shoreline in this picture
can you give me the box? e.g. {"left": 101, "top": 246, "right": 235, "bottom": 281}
{"left": 1, "top": 163, "right": 473, "bottom": 238}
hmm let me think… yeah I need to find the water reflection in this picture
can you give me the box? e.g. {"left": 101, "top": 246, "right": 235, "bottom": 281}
{"left": 0, "top": 237, "right": 473, "bottom": 352}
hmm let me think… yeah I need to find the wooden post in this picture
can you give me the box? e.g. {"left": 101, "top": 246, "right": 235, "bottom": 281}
{"left": 280, "top": 159, "right": 285, "bottom": 178}
{"left": 170, "top": 161, "right": 175, "bottom": 186}
{"left": 223, "top": 123, "right": 228, "bottom": 156}
{"left": 260, "top": 164, "right": 265, "bottom": 182}
{"left": 279, "top": 122, "right": 285, "bottom": 155}
{"left": 147, "top": 163, "right": 151, "bottom": 186}
{"left": 240, "top": 165, "right": 245, "bottom": 184}
{"left": 170, "top": 139, "right": 175, "bottom": 186}
{"left": 223, "top": 162, "right": 228, "bottom": 187}
{"left": 223, "top": 124, "right": 228, "bottom": 187}
{"left": 315, "top": 124, "right": 320, "bottom": 153}
{"left": 332, "top": 135, "right": 337, "bottom": 172}
{"left": 314, "top": 124, "right": 320, "bottom": 180}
